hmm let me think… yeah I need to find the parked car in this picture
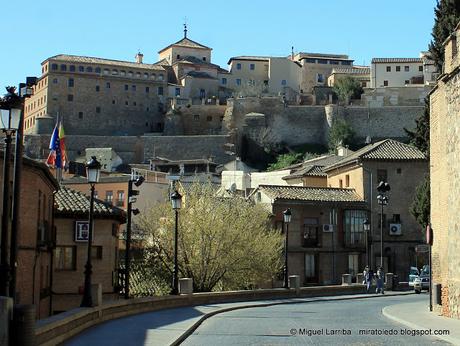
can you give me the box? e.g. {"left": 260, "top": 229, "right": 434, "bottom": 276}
{"left": 414, "top": 265, "right": 430, "bottom": 294}
{"left": 408, "top": 266, "right": 419, "bottom": 287}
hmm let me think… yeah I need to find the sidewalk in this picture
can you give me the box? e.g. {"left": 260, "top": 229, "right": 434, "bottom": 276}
{"left": 383, "top": 297, "right": 460, "bottom": 345}
{"left": 66, "top": 291, "right": 413, "bottom": 346}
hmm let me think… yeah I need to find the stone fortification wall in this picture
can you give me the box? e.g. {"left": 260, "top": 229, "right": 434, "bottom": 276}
{"left": 24, "top": 134, "right": 232, "bottom": 165}
{"left": 226, "top": 97, "right": 422, "bottom": 148}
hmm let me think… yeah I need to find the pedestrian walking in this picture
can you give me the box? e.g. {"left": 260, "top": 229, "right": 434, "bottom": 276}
{"left": 376, "top": 266, "right": 385, "bottom": 294}
{"left": 363, "top": 265, "right": 369, "bottom": 285}
{"left": 365, "top": 267, "right": 373, "bottom": 293}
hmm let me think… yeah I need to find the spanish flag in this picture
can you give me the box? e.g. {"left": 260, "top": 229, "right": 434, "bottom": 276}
{"left": 46, "top": 121, "right": 67, "bottom": 169}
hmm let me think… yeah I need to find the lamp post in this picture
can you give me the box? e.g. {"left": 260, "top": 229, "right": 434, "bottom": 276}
{"left": 124, "top": 175, "right": 144, "bottom": 299}
{"left": 0, "top": 88, "right": 22, "bottom": 297}
{"left": 376, "top": 181, "right": 390, "bottom": 269}
{"left": 170, "top": 190, "right": 182, "bottom": 295}
{"left": 81, "top": 156, "right": 101, "bottom": 307}
{"left": 363, "top": 218, "right": 371, "bottom": 268}
{"left": 283, "top": 208, "right": 292, "bottom": 289}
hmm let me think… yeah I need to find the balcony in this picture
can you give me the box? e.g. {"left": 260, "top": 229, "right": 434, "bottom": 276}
{"left": 344, "top": 232, "right": 366, "bottom": 248}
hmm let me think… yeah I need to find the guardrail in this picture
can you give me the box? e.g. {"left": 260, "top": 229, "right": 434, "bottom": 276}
{"left": 35, "top": 284, "right": 366, "bottom": 346}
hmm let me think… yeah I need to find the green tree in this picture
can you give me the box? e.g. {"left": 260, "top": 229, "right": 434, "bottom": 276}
{"left": 267, "top": 152, "right": 303, "bottom": 171}
{"left": 333, "top": 76, "right": 363, "bottom": 105}
{"left": 405, "top": 97, "right": 430, "bottom": 157}
{"left": 136, "top": 183, "right": 283, "bottom": 292}
{"left": 410, "top": 176, "right": 430, "bottom": 229}
{"left": 429, "top": 0, "right": 460, "bottom": 71}
{"left": 328, "top": 118, "right": 355, "bottom": 152}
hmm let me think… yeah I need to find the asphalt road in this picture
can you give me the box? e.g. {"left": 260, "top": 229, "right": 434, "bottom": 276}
{"left": 182, "top": 294, "right": 449, "bottom": 346}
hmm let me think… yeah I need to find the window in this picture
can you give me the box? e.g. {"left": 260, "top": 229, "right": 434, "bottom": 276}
{"left": 396, "top": 168, "right": 402, "bottom": 174}
{"left": 341, "top": 61, "right": 352, "bottom": 66}
{"left": 106, "top": 82, "right": 111, "bottom": 89}
{"left": 304, "top": 254, "right": 316, "bottom": 280}
{"left": 317, "top": 59, "right": 327, "bottom": 64}
{"left": 78, "top": 112, "right": 83, "bottom": 119}
{"left": 206, "top": 116, "right": 212, "bottom": 122}
{"left": 128, "top": 71, "right": 133, "bottom": 77}
{"left": 386, "top": 66, "right": 391, "bottom": 72}
{"left": 236, "top": 63, "right": 242, "bottom": 70}
{"left": 144, "top": 73, "right": 148, "bottom": 79}
{"left": 404, "top": 66, "right": 410, "bottom": 72}
{"left": 158, "top": 86, "right": 164, "bottom": 95}
{"left": 91, "top": 246, "right": 103, "bottom": 260}
{"left": 53, "top": 78, "right": 58, "bottom": 84}
{"left": 202, "top": 57, "right": 206, "bottom": 61}
{"left": 176, "top": 54, "right": 180, "bottom": 59}
{"left": 145, "top": 86, "right": 150, "bottom": 93}
{"left": 116, "top": 191, "right": 125, "bottom": 207}
{"left": 51, "top": 64, "right": 58, "bottom": 71}
{"left": 304, "top": 58, "right": 316, "bottom": 63}
{"left": 175, "top": 88, "right": 180, "bottom": 96}
{"left": 112, "top": 99, "right": 116, "bottom": 104}
{"left": 348, "top": 254, "right": 359, "bottom": 276}
{"left": 250, "top": 63, "right": 255, "bottom": 70}
{"left": 158, "top": 74, "right": 164, "bottom": 81}
{"left": 396, "top": 66, "right": 401, "bottom": 72}
{"left": 377, "top": 169, "right": 387, "bottom": 183}
{"left": 55, "top": 246, "right": 76, "bottom": 270}
{"left": 236, "top": 79, "right": 241, "bottom": 86}
{"left": 281, "top": 79, "right": 287, "bottom": 86}
{"left": 150, "top": 74, "right": 155, "bottom": 80}
{"left": 345, "top": 174, "right": 350, "bottom": 187}
{"left": 339, "top": 179, "right": 343, "bottom": 188}
{"left": 95, "top": 67, "right": 101, "bottom": 73}
{"left": 136, "top": 72, "right": 141, "bottom": 78}
{"left": 67, "top": 94, "right": 73, "bottom": 102}
{"left": 344, "top": 210, "right": 367, "bottom": 246}
{"left": 125, "top": 101, "right": 128, "bottom": 106}
{"left": 392, "top": 214, "right": 401, "bottom": 223}
{"left": 69, "top": 65, "right": 75, "bottom": 72}
{"left": 405, "top": 80, "right": 410, "bottom": 85}
{"left": 132, "top": 85, "right": 136, "bottom": 91}
{"left": 79, "top": 66, "right": 85, "bottom": 72}
{"left": 86, "top": 67, "right": 93, "bottom": 73}
{"left": 96, "top": 106, "right": 101, "bottom": 113}
{"left": 120, "top": 70, "right": 126, "bottom": 76}
{"left": 124, "top": 84, "right": 128, "bottom": 91}
{"left": 194, "top": 114, "right": 200, "bottom": 120}
{"left": 105, "top": 191, "right": 113, "bottom": 204}
{"left": 419, "top": 66, "right": 423, "bottom": 72}
{"left": 222, "top": 78, "right": 227, "bottom": 85}
{"left": 68, "top": 78, "right": 74, "bottom": 87}
{"left": 383, "top": 80, "right": 388, "bottom": 86}
{"left": 302, "top": 218, "right": 319, "bottom": 247}
{"left": 330, "top": 60, "right": 339, "bottom": 65}
{"left": 133, "top": 101, "right": 136, "bottom": 106}
{"left": 60, "top": 64, "right": 67, "bottom": 71}
{"left": 316, "top": 74, "right": 324, "bottom": 83}
{"left": 95, "top": 85, "right": 100, "bottom": 92}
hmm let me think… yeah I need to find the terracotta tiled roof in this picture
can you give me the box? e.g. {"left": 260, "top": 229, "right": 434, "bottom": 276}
{"left": 324, "top": 139, "right": 426, "bottom": 171}
{"left": 158, "top": 37, "right": 211, "bottom": 53}
{"left": 283, "top": 155, "right": 343, "bottom": 179}
{"left": 331, "top": 67, "right": 370, "bottom": 74}
{"left": 259, "top": 185, "right": 364, "bottom": 203}
{"left": 55, "top": 187, "right": 126, "bottom": 221}
{"left": 47, "top": 54, "right": 165, "bottom": 71}
{"left": 371, "top": 58, "right": 422, "bottom": 63}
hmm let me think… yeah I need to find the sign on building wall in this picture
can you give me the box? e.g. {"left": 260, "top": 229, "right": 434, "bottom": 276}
{"left": 75, "top": 221, "right": 93, "bottom": 242}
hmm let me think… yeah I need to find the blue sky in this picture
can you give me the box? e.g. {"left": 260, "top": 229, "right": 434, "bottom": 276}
{"left": 1, "top": 0, "right": 437, "bottom": 88}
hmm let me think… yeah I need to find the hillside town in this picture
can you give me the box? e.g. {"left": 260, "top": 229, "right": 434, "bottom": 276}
{"left": 1, "top": 2, "right": 460, "bottom": 345}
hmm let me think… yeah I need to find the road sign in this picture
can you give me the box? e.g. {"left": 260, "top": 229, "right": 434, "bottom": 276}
{"left": 416, "top": 244, "right": 429, "bottom": 253}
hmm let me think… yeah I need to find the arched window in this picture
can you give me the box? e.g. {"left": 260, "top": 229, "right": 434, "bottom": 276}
{"left": 86, "top": 66, "right": 93, "bottom": 73}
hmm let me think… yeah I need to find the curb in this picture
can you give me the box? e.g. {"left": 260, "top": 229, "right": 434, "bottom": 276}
{"left": 382, "top": 306, "right": 459, "bottom": 345}
{"left": 171, "top": 291, "right": 413, "bottom": 346}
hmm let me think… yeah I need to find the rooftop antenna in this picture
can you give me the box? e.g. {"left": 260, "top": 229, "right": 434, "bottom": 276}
{"left": 183, "top": 17, "right": 188, "bottom": 38}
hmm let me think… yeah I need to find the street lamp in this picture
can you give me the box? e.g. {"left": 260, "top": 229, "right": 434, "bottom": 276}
{"left": 0, "top": 89, "right": 22, "bottom": 297}
{"left": 363, "top": 218, "right": 371, "bottom": 268}
{"left": 376, "top": 181, "right": 390, "bottom": 270}
{"left": 124, "top": 175, "right": 144, "bottom": 299}
{"left": 283, "top": 208, "right": 292, "bottom": 289}
{"left": 170, "top": 190, "right": 182, "bottom": 295}
{"left": 81, "top": 156, "right": 101, "bottom": 307}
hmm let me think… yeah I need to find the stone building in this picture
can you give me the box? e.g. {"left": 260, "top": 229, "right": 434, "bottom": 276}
{"left": 53, "top": 187, "right": 126, "bottom": 313}
{"left": 429, "top": 22, "right": 460, "bottom": 319}
{"left": 327, "top": 66, "right": 371, "bottom": 88}
{"left": 24, "top": 53, "right": 168, "bottom": 136}
{"left": 0, "top": 154, "right": 59, "bottom": 318}
{"left": 252, "top": 185, "right": 366, "bottom": 285}
{"left": 370, "top": 52, "right": 437, "bottom": 88}
{"left": 292, "top": 52, "right": 354, "bottom": 93}
{"left": 323, "top": 139, "right": 428, "bottom": 280}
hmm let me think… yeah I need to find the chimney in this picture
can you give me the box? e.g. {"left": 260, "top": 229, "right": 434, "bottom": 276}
{"left": 135, "top": 52, "right": 144, "bottom": 64}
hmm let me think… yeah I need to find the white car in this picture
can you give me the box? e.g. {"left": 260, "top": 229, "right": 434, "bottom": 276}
{"left": 408, "top": 267, "right": 419, "bottom": 287}
{"left": 414, "top": 265, "right": 430, "bottom": 294}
